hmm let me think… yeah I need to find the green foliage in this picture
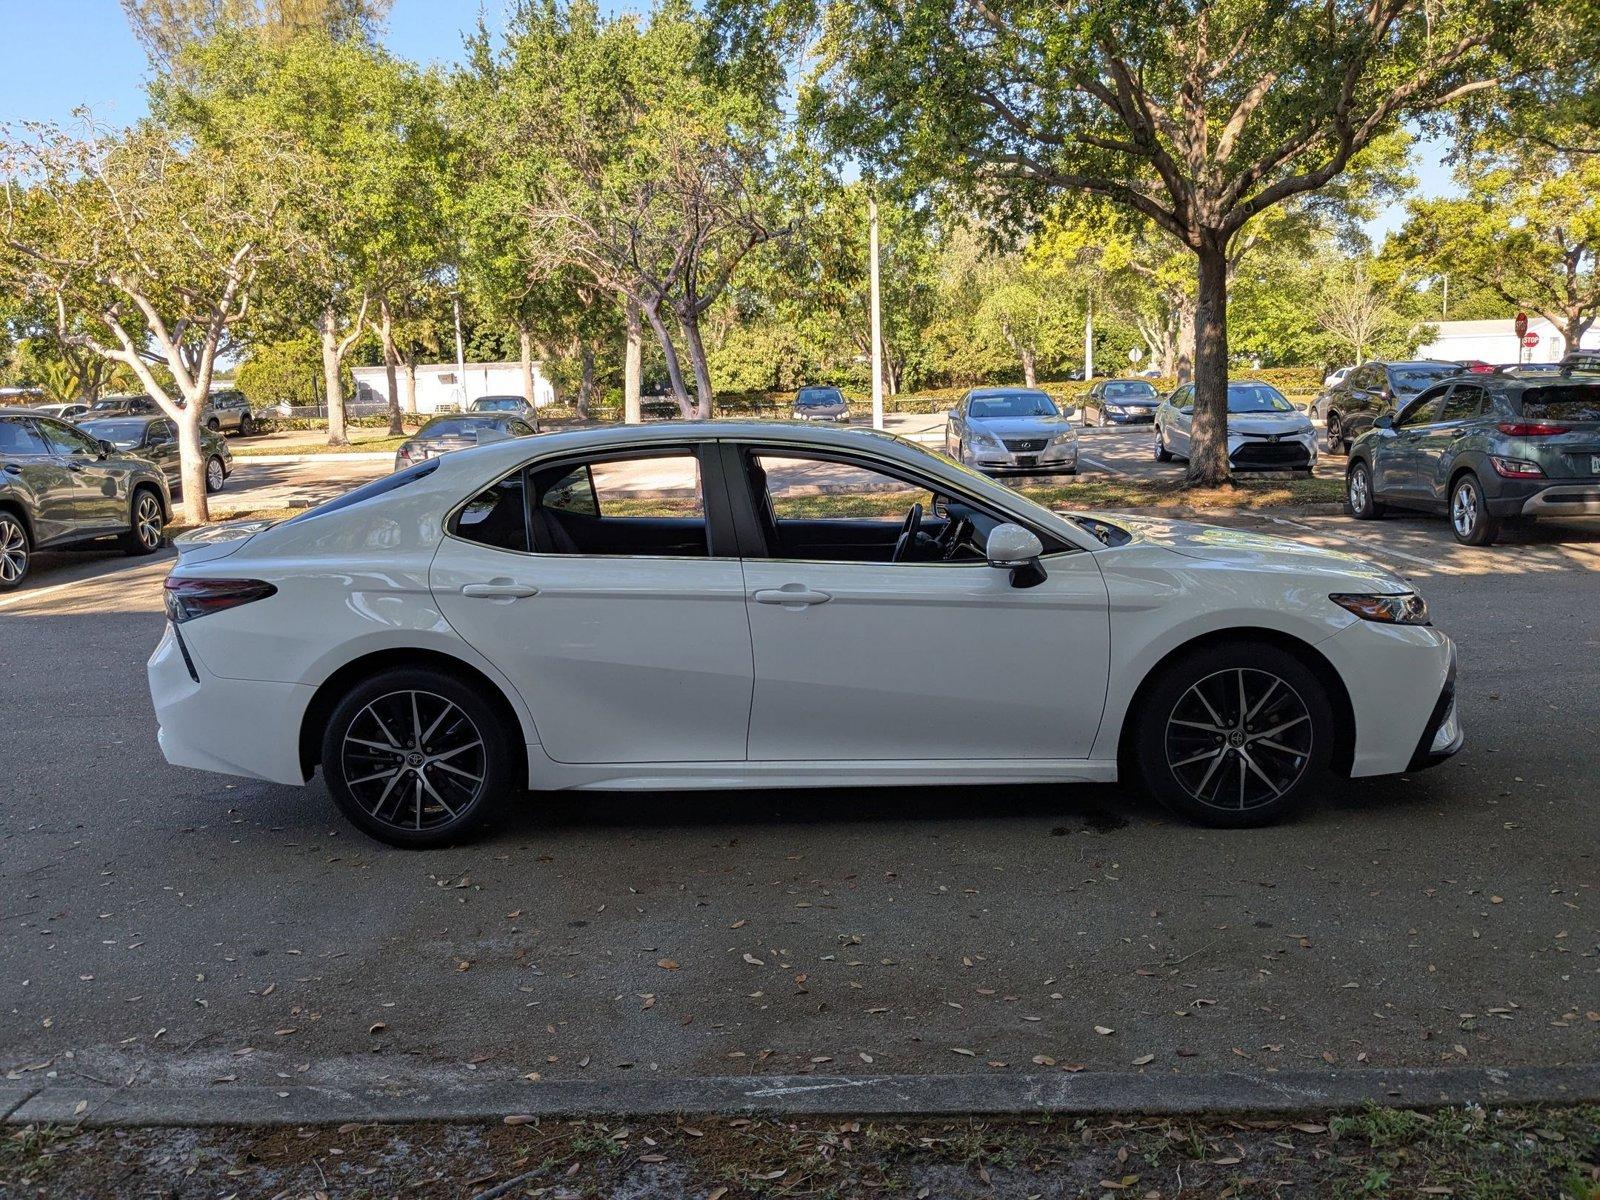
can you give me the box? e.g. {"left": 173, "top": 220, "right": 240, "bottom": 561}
{"left": 236, "top": 336, "right": 343, "bottom": 408}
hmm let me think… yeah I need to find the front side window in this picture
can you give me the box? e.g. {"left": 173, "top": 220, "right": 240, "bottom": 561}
{"left": 38, "top": 419, "right": 102, "bottom": 455}
{"left": 1396, "top": 390, "right": 1444, "bottom": 428}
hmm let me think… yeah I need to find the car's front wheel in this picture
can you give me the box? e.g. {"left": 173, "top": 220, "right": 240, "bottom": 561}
{"left": 1449, "top": 472, "right": 1501, "bottom": 546}
{"left": 321, "top": 668, "right": 515, "bottom": 847}
{"left": 1153, "top": 425, "right": 1173, "bottom": 462}
{"left": 0, "top": 510, "right": 30, "bottom": 590}
{"left": 1345, "top": 460, "right": 1385, "bottom": 519}
{"left": 238, "top": 413, "right": 254, "bottom": 436}
{"left": 205, "top": 456, "right": 227, "bottom": 494}
{"left": 1134, "top": 641, "right": 1334, "bottom": 828}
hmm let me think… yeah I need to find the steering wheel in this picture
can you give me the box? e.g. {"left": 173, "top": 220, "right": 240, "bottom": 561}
{"left": 890, "top": 502, "right": 924, "bottom": 564}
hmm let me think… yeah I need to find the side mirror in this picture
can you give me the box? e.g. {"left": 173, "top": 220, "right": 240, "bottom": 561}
{"left": 1180, "top": 405, "right": 1194, "bottom": 416}
{"left": 1374, "top": 414, "right": 1395, "bottom": 430}
{"left": 947, "top": 408, "right": 960, "bottom": 421}
{"left": 96, "top": 439, "right": 114, "bottom": 458}
{"left": 986, "top": 522, "right": 1047, "bottom": 589}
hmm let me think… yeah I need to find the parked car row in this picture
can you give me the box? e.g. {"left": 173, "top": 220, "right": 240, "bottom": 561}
{"left": 23, "top": 390, "right": 259, "bottom": 435}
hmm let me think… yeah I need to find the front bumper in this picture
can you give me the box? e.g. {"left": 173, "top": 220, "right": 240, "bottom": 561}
{"left": 1407, "top": 655, "right": 1464, "bottom": 771}
{"left": 1101, "top": 409, "right": 1156, "bottom": 424}
{"left": 148, "top": 622, "right": 314, "bottom": 786}
{"left": 970, "top": 442, "right": 1079, "bottom": 473}
{"left": 1318, "top": 620, "right": 1458, "bottom": 777}
{"left": 792, "top": 411, "right": 850, "bottom": 422}
{"left": 1227, "top": 435, "right": 1317, "bottom": 471}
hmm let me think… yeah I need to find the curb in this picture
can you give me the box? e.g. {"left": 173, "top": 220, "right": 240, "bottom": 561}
{"left": 7, "top": 1065, "right": 1598, "bottom": 1129}
{"left": 232, "top": 452, "right": 393, "bottom": 463}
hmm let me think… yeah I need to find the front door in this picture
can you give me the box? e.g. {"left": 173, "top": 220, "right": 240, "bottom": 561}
{"left": 35, "top": 417, "right": 123, "bottom": 530}
{"left": 1, "top": 418, "right": 75, "bottom": 543}
{"left": 430, "top": 446, "right": 755, "bottom": 765}
{"left": 730, "top": 445, "right": 1111, "bottom": 762}
{"left": 1412, "top": 383, "right": 1485, "bottom": 506}
{"left": 1372, "top": 387, "right": 1445, "bottom": 500}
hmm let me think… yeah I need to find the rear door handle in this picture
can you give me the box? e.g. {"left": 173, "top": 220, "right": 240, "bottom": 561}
{"left": 461, "top": 580, "right": 540, "bottom": 599}
{"left": 752, "top": 585, "right": 832, "bottom": 607}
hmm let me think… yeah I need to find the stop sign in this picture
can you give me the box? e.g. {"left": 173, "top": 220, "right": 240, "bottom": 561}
{"left": 1522, "top": 332, "right": 1540, "bottom": 348}
{"left": 1514, "top": 311, "right": 1528, "bottom": 339}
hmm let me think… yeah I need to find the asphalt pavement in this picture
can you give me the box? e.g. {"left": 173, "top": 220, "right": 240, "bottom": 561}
{"left": 2, "top": 461, "right": 1596, "bottom": 1111}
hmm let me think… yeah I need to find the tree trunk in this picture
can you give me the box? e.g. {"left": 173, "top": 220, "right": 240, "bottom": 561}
{"left": 401, "top": 357, "right": 417, "bottom": 418}
{"left": 578, "top": 340, "right": 595, "bottom": 420}
{"left": 175, "top": 404, "right": 210, "bottom": 526}
{"left": 641, "top": 301, "right": 693, "bottom": 418}
{"left": 623, "top": 300, "right": 643, "bottom": 424}
{"left": 320, "top": 303, "right": 348, "bottom": 446}
{"left": 517, "top": 323, "right": 540, "bottom": 432}
{"left": 1021, "top": 346, "right": 1037, "bottom": 387}
{"left": 1187, "top": 238, "right": 1232, "bottom": 486}
{"left": 1176, "top": 297, "right": 1197, "bottom": 381}
{"left": 379, "top": 297, "right": 403, "bottom": 437}
{"left": 677, "top": 304, "right": 715, "bottom": 420}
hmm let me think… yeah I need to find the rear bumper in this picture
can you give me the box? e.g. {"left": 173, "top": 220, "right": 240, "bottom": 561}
{"left": 1499, "top": 483, "right": 1600, "bottom": 517}
{"left": 148, "top": 622, "right": 313, "bottom": 786}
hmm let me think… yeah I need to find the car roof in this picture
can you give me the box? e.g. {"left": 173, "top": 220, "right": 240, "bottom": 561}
{"left": 967, "top": 386, "right": 1051, "bottom": 397}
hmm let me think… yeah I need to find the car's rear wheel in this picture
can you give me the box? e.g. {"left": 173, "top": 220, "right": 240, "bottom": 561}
{"left": 1450, "top": 472, "right": 1500, "bottom": 546}
{"left": 1134, "top": 642, "right": 1334, "bottom": 828}
{"left": 118, "top": 487, "right": 165, "bottom": 556}
{"left": 0, "top": 511, "right": 30, "bottom": 590}
{"left": 206, "top": 417, "right": 220, "bottom": 433}
{"left": 1325, "top": 413, "right": 1345, "bottom": 455}
{"left": 321, "top": 668, "right": 514, "bottom": 847}
{"left": 1345, "top": 460, "right": 1385, "bottom": 519}
{"left": 1153, "top": 425, "right": 1173, "bottom": 462}
{"left": 205, "top": 456, "right": 227, "bottom": 494}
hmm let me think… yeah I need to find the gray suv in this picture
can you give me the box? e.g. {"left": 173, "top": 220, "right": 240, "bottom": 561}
{"left": 203, "top": 389, "right": 257, "bottom": 435}
{"left": 0, "top": 408, "right": 172, "bottom": 590}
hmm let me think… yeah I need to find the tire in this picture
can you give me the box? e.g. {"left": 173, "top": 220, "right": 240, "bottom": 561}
{"left": 118, "top": 487, "right": 165, "bottom": 556}
{"left": 1153, "top": 425, "right": 1173, "bottom": 462}
{"left": 1345, "top": 460, "right": 1385, "bottom": 519}
{"left": 1133, "top": 640, "right": 1334, "bottom": 828}
{"left": 0, "top": 510, "right": 30, "bottom": 590}
{"left": 205, "top": 417, "right": 220, "bottom": 433}
{"left": 1449, "top": 472, "right": 1501, "bottom": 546}
{"left": 238, "top": 413, "right": 254, "bottom": 436}
{"left": 321, "top": 667, "right": 515, "bottom": 848}
{"left": 1325, "top": 413, "right": 1346, "bottom": 455}
{"left": 205, "top": 456, "right": 227, "bottom": 494}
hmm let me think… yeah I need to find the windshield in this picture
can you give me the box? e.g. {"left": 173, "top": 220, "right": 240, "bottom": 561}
{"left": 969, "top": 391, "right": 1059, "bottom": 419}
{"left": 420, "top": 417, "right": 500, "bottom": 438}
{"left": 1227, "top": 384, "right": 1293, "bottom": 413}
{"left": 92, "top": 398, "right": 135, "bottom": 411}
{"left": 1520, "top": 384, "right": 1600, "bottom": 422}
{"left": 1103, "top": 381, "right": 1156, "bottom": 400}
{"left": 1391, "top": 364, "right": 1458, "bottom": 394}
{"left": 472, "top": 397, "right": 523, "bottom": 411}
{"left": 796, "top": 387, "right": 843, "bottom": 407}
{"left": 79, "top": 419, "right": 152, "bottom": 448}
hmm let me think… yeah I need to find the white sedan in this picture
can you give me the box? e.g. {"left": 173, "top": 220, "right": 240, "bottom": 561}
{"left": 149, "top": 422, "right": 1461, "bottom": 846}
{"left": 1155, "top": 381, "right": 1319, "bottom": 471}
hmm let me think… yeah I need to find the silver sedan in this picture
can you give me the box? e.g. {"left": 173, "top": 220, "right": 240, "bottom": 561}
{"left": 944, "top": 387, "right": 1079, "bottom": 474}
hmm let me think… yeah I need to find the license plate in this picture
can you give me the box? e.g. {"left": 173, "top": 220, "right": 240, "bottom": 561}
{"left": 1016, "top": 456, "right": 1037, "bottom": 467}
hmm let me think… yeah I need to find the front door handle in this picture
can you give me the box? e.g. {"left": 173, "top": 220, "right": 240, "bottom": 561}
{"left": 461, "top": 580, "right": 540, "bottom": 599}
{"left": 2, "top": 463, "right": 20, "bottom": 475}
{"left": 752, "top": 585, "right": 831, "bottom": 607}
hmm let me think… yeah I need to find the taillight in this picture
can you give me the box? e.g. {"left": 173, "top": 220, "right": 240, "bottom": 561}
{"left": 1497, "top": 422, "right": 1569, "bottom": 436}
{"left": 164, "top": 577, "right": 277, "bottom": 623}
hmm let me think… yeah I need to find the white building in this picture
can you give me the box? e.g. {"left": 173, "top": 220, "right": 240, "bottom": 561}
{"left": 1415, "top": 318, "right": 1600, "bottom": 366}
{"left": 350, "top": 360, "right": 556, "bottom": 414}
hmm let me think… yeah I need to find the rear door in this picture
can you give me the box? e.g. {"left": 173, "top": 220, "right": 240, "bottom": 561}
{"left": 430, "top": 445, "right": 755, "bottom": 764}
{"left": 0, "top": 417, "right": 74, "bottom": 543}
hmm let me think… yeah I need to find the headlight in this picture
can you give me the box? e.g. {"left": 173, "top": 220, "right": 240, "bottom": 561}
{"left": 1050, "top": 431, "right": 1076, "bottom": 445}
{"left": 970, "top": 429, "right": 1002, "bottom": 449}
{"left": 1329, "top": 592, "right": 1430, "bottom": 625}
{"left": 1104, "top": 405, "right": 1123, "bottom": 414}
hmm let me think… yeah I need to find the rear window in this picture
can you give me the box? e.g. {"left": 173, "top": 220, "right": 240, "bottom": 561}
{"left": 1519, "top": 385, "right": 1600, "bottom": 422}
{"left": 422, "top": 417, "right": 499, "bottom": 437}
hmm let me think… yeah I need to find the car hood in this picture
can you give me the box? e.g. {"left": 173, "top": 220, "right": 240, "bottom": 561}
{"left": 1226, "top": 412, "right": 1314, "bottom": 436}
{"left": 969, "top": 416, "right": 1075, "bottom": 437}
{"left": 1105, "top": 514, "right": 1408, "bottom": 587}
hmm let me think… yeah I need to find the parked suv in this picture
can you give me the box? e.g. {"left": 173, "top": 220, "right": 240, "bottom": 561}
{"left": 1317, "top": 361, "right": 1462, "bottom": 454}
{"left": 1344, "top": 361, "right": 1600, "bottom": 545}
{"left": 203, "top": 389, "right": 257, "bottom": 435}
{"left": 0, "top": 408, "right": 172, "bottom": 589}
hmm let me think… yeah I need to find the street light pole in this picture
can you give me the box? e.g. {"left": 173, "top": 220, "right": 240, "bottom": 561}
{"left": 868, "top": 191, "right": 884, "bottom": 431}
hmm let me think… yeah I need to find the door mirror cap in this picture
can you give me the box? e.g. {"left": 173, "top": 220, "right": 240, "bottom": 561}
{"left": 986, "top": 522, "right": 1044, "bottom": 569}
{"left": 1374, "top": 414, "right": 1395, "bottom": 430}
{"left": 96, "top": 439, "right": 114, "bottom": 457}
{"left": 947, "top": 408, "right": 960, "bottom": 420}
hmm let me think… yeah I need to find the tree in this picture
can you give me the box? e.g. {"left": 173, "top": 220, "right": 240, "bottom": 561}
{"left": 120, "top": 0, "right": 391, "bottom": 71}
{"left": 755, "top": 0, "right": 1515, "bottom": 481}
{"left": 1313, "top": 258, "right": 1403, "bottom": 363}
{"left": 1, "top": 119, "right": 307, "bottom": 522}
{"left": 1394, "top": 144, "right": 1600, "bottom": 353}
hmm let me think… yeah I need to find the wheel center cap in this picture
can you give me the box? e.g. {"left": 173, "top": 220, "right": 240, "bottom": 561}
{"left": 1228, "top": 730, "right": 1246, "bottom": 748}
{"left": 408, "top": 752, "right": 425, "bottom": 767}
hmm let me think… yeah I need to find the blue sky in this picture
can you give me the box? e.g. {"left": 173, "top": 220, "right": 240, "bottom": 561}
{"left": 3, "top": 0, "right": 1450, "bottom": 243}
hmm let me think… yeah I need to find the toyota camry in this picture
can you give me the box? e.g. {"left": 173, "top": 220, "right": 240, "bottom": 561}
{"left": 149, "top": 423, "right": 1461, "bottom": 846}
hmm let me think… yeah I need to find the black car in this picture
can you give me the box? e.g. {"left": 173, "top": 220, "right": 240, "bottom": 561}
{"left": 394, "top": 413, "right": 537, "bottom": 471}
{"left": 0, "top": 408, "right": 173, "bottom": 589}
{"left": 1344, "top": 363, "right": 1600, "bottom": 546}
{"left": 85, "top": 395, "right": 161, "bottom": 419}
{"left": 1316, "top": 361, "right": 1464, "bottom": 455}
{"left": 1080, "top": 378, "right": 1162, "bottom": 425}
{"left": 78, "top": 415, "right": 234, "bottom": 495}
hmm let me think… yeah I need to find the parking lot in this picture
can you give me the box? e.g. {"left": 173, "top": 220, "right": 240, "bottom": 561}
{"left": 3, "top": 421, "right": 1596, "bottom": 1101}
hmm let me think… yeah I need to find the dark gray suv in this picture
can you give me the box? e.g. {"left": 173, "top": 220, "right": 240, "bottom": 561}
{"left": 0, "top": 408, "right": 172, "bottom": 590}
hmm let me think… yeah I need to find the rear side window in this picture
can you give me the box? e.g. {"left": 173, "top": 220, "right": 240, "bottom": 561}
{"left": 454, "top": 471, "right": 529, "bottom": 552}
{"left": 1439, "top": 385, "right": 1484, "bottom": 422}
{"left": 1520, "top": 385, "right": 1600, "bottom": 422}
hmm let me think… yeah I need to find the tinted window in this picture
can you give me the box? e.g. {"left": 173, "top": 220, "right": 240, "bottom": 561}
{"left": 0, "top": 418, "right": 50, "bottom": 455}
{"left": 79, "top": 418, "right": 155, "bottom": 448}
{"left": 796, "top": 387, "right": 844, "bottom": 406}
{"left": 38, "top": 420, "right": 103, "bottom": 455}
{"left": 528, "top": 453, "right": 707, "bottom": 557}
{"left": 454, "top": 472, "right": 529, "bottom": 552}
{"left": 967, "top": 391, "right": 1059, "bottom": 419}
{"left": 1520, "top": 385, "right": 1600, "bottom": 422}
{"left": 1103, "top": 381, "right": 1156, "bottom": 399}
{"left": 1439, "top": 385, "right": 1484, "bottom": 423}
{"left": 540, "top": 464, "right": 599, "bottom": 516}
{"left": 472, "top": 397, "right": 525, "bottom": 412}
{"left": 1226, "top": 384, "right": 1292, "bottom": 413}
{"left": 507, "top": 420, "right": 535, "bottom": 437}
{"left": 1389, "top": 364, "right": 1458, "bottom": 395}
{"left": 1395, "top": 393, "right": 1442, "bottom": 428}
{"left": 419, "top": 418, "right": 496, "bottom": 438}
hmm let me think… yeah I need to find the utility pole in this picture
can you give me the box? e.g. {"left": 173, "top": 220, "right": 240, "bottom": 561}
{"left": 1083, "top": 294, "right": 1094, "bottom": 381}
{"left": 452, "top": 293, "right": 468, "bottom": 410}
{"left": 868, "top": 191, "right": 884, "bottom": 431}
